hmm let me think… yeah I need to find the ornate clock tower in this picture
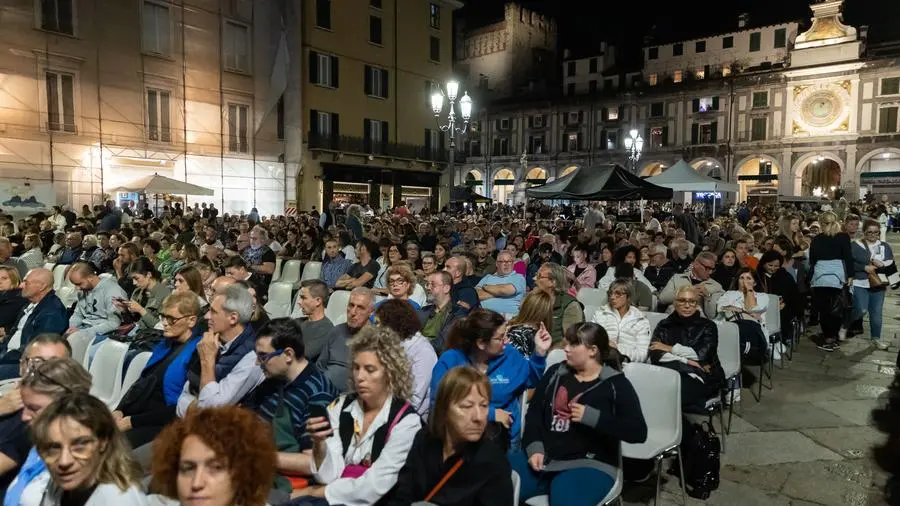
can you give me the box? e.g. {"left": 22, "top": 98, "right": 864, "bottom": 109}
{"left": 784, "top": 0, "right": 865, "bottom": 196}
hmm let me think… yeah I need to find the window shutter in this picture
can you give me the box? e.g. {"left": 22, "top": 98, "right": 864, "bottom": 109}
{"left": 662, "top": 125, "right": 669, "bottom": 146}
{"left": 330, "top": 56, "right": 339, "bottom": 88}
{"left": 542, "top": 115, "right": 548, "bottom": 126}
{"left": 712, "top": 96, "right": 720, "bottom": 110}
{"left": 691, "top": 123, "right": 699, "bottom": 144}
{"left": 364, "top": 65, "right": 373, "bottom": 95}
{"left": 363, "top": 119, "right": 372, "bottom": 142}
{"left": 495, "top": 119, "right": 501, "bottom": 130}
{"left": 578, "top": 111, "right": 583, "bottom": 123}
{"left": 381, "top": 69, "right": 389, "bottom": 99}
{"left": 424, "top": 129, "right": 432, "bottom": 150}
{"left": 692, "top": 98, "right": 700, "bottom": 113}
{"left": 528, "top": 116, "right": 534, "bottom": 128}
{"left": 710, "top": 121, "right": 718, "bottom": 142}
{"left": 561, "top": 133, "right": 567, "bottom": 150}
{"left": 381, "top": 121, "right": 389, "bottom": 145}
{"left": 618, "top": 106, "right": 625, "bottom": 120}
{"left": 493, "top": 138, "right": 501, "bottom": 155}
{"left": 331, "top": 113, "right": 340, "bottom": 137}
{"left": 309, "top": 51, "right": 319, "bottom": 83}
{"left": 577, "top": 133, "right": 583, "bottom": 150}
{"left": 309, "top": 109, "right": 319, "bottom": 135}
{"left": 599, "top": 130, "right": 607, "bottom": 150}
{"left": 601, "top": 107, "right": 608, "bottom": 121}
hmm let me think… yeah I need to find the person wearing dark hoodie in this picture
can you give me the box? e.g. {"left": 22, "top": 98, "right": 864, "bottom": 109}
{"left": 512, "top": 322, "right": 646, "bottom": 506}
{"left": 755, "top": 250, "right": 802, "bottom": 348}
{"left": 430, "top": 309, "right": 551, "bottom": 451}
{"left": 387, "top": 366, "right": 514, "bottom": 506}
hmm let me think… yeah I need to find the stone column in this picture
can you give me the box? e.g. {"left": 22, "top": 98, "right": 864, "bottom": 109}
{"left": 844, "top": 144, "right": 858, "bottom": 199}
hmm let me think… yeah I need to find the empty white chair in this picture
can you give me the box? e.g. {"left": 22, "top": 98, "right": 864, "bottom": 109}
{"left": 512, "top": 471, "right": 521, "bottom": 506}
{"left": 264, "top": 282, "right": 294, "bottom": 318}
{"left": 109, "top": 352, "right": 152, "bottom": 408}
{"left": 325, "top": 290, "right": 352, "bottom": 324}
{"left": 280, "top": 260, "right": 302, "bottom": 286}
{"left": 290, "top": 290, "right": 305, "bottom": 319}
{"left": 583, "top": 304, "right": 599, "bottom": 322}
{"left": 621, "top": 362, "right": 686, "bottom": 506}
{"left": 88, "top": 339, "right": 130, "bottom": 407}
{"left": 716, "top": 321, "right": 741, "bottom": 435}
{"left": 52, "top": 264, "right": 68, "bottom": 291}
{"left": 576, "top": 287, "right": 605, "bottom": 307}
{"left": 67, "top": 330, "right": 94, "bottom": 367}
{"left": 301, "top": 261, "right": 323, "bottom": 282}
{"left": 56, "top": 285, "right": 78, "bottom": 308}
{"left": 644, "top": 311, "right": 667, "bottom": 335}
{"left": 271, "top": 257, "right": 283, "bottom": 282}
{"left": 546, "top": 349, "right": 566, "bottom": 370}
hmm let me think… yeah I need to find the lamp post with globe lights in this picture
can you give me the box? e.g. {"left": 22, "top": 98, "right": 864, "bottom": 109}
{"left": 430, "top": 81, "right": 472, "bottom": 180}
{"left": 623, "top": 128, "right": 644, "bottom": 173}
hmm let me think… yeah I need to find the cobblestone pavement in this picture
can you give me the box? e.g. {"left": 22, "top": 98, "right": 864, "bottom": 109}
{"left": 620, "top": 238, "right": 899, "bottom": 506}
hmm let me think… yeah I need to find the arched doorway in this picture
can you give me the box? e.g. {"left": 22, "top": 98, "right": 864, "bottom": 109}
{"left": 465, "top": 170, "right": 483, "bottom": 188}
{"left": 640, "top": 162, "right": 667, "bottom": 177}
{"left": 560, "top": 165, "right": 578, "bottom": 178}
{"left": 525, "top": 167, "right": 548, "bottom": 187}
{"left": 492, "top": 168, "right": 516, "bottom": 204}
{"left": 796, "top": 155, "right": 842, "bottom": 197}
{"left": 735, "top": 156, "right": 780, "bottom": 203}
{"left": 689, "top": 158, "right": 723, "bottom": 177}
{"left": 858, "top": 149, "right": 900, "bottom": 201}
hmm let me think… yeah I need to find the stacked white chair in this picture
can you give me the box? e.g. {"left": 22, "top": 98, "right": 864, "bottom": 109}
{"left": 325, "top": 290, "right": 352, "bottom": 324}
{"left": 583, "top": 304, "right": 599, "bottom": 322}
{"left": 264, "top": 282, "right": 294, "bottom": 318}
{"left": 545, "top": 349, "right": 566, "bottom": 369}
{"left": 67, "top": 330, "right": 95, "bottom": 367}
{"left": 576, "top": 287, "right": 605, "bottom": 307}
{"left": 280, "top": 260, "right": 302, "bottom": 286}
{"left": 290, "top": 290, "right": 305, "bottom": 319}
{"left": 621, "top": 362, "right": 687, "bottom": 506}
{"left": 52, "top": 264, "right": 68, "bottom": 291}
{"left": 109, "top": 351, "right": 152, "bottom": 408}
{"left": 88, "top": 340, "right": 130, "bottom": 407}
{"left": 715, "top": 321, "right": 742, "bottom": 437}
{"left": 301, "top": 261, "right": 323, "bottom": 282}
{"left": 644, "top": 311, "right": 667, "bottom": 334}
{"left": 271, "top": 257, "right": 283, "bottom": 282}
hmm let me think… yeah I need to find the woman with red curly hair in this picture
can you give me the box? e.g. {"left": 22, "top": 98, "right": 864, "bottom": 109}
{"left": 149, "top": 406, "right": 276, "bottom": 506}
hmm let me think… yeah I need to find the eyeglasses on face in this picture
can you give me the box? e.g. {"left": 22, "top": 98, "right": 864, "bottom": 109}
{"left": 38, "top": 437, "right": 100, "bottom": 465}
{"left": 675, "top": 298, "right": 699, "bottom": 306}
{"left": 388, "top": 277, "right": 408, "bottom": 285}
{"left": 610, "top": 290, "right": 628, "bottom": 297}
{"left": 256, "top": 349, "right": 284, "bottom": 364}
{"left": 160, "top": 313, "right": 192, "bottom": 325}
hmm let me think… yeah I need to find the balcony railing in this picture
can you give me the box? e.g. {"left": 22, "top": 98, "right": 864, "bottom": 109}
{"left": 308, "top": 134, "right": 463, "bottom": 163}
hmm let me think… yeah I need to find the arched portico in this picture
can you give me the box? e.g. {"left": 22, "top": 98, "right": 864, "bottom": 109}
{"left": 792, "top": 152, "right": 844, "bottom": 197}
{"left": 857, "top": 148, "right": 900, "bottom": 201}
{"left": 734, "top": 154, "right": 781, "bottom": 203}
{"left": 689, "top": 157, "right": 724, "bottom": 177}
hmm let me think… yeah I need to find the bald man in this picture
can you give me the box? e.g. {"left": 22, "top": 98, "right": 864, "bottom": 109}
{"left": 0, "top": 268, "right": 69, "bottom": 379}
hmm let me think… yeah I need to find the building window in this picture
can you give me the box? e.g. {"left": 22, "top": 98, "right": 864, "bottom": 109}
{"left": 365, "top": 65, "right": 388, "bottom": 98}
{"left": 567, "top": 61, "right": 576, "bottom": 77}
{"left": 606, "top": 131, "right": 618, "bottom": 150}
{"left": 492, "top": 137, "right": 509, "bottom": 156}
{"left": 479, "top": 75, "right": 489, "bottom": 90}
{"left": 774, "top": 28, "right": 787, "bottom": 48}
{"left": 364, "top": 118, "right": 387, "bottom": 152}
{"left": 40, "top": 0, "right": 74, "bottom": 35}
{"left": 566, "top": 134, "right": 579, "bottom": 152}
{"left": 316, "top": 0, "right": 331, "bottom": 29}
{"left": 694, "top": 96, "right": 719, "bottom": 112}
{"left": 650, "top": 127, "right": 665, "bottom": 148}
{"left": 696, "top": 40, "right": 706, "bottom": 53}
{"left": 429, "top": 3, "right": 440, "bottom": 29}
{"left": 425, "top": 128, "right": 442, "bottom": 156}
{"left": 589, "top": 58, "right": 598, "bottom": 73}
{"left": 469, "top": 140, "right": 481, "bottom": 156}
{"left": 673, "top": 70, "right": 683, "bottom": 83}
{"left": 723, "top": 36, "right": 734, "bottom": 49}
{"left": 224, "top": 21, "right": 250, "bottom": 72}
{"left": 588, "top": 80, "right": 597, "bottom": 93}
{"left": 604, "top": 78, "right": 615, "bottom": 90}
{"left": 648, "top": 74, "right": 658, "bottom": 86}
{"left": 528, "top": 135, "right": 544, "bottom": 154}
{"left": 309, "top": 110, "right": 338, "bottom": 139}
{"left": 722, "top": 65, "right": 732, "bottom": 77}
{"left": 673, "top": 43, "right": 683, "bottom": 56}
{"left": 879, "top": 106, "right": 899, "bottom": 133}
{"left": 147, "top": 89, "right": 171, "bottom": 142}
{"left": 694, "top": 123, "right": 715, "bottom": 144}
{"left": 749, "top": 32, "right": 761, "bottom": 52}
{"left": 752, "top": 91, "right": 768, "bottom": 108}
{"left": 430, "top": 36, "right": 440, "bottom": 62}
{"left": 142, "top": 1, "right": 170, "bottom": 56}
{"left": 567, "top": 83, "right": 576, "bottom": 96}
{"left": 369, "top": 16, "right": 382, "bottom": 44}
{"left": 227, "top": 103, "right": 249, "bottom": 153}
{"left": 607, "top": 108, "right": 618, "bottom": 121}
{"left": 695, "top": 69, "right": 705, "bottom": 80}
{"left": 880, "top": 77, "right": 900, "bottom": 96}
{"left": 751, "top": 117, "right": 767, "bottom": 141}
{"left": 370, "top": 0, "right": 382, "bottom": 8}
{"left": 310, "top": 52, "right": 338, "bottom": 87}
{"left": 650, "top": 102, "right": 664, "bottom": 117}
{"left": 648, "top": 47, "right": 658, "bottom": 60}
{"left": 45, "top": 71, "right": 75, "bottom": 133}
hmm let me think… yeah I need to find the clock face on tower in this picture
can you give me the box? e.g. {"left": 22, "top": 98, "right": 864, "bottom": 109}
{"left": 793, "top": 82, "right": 851, "bottom": 134}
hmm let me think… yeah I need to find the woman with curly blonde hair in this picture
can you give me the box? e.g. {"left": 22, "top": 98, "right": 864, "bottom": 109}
{"left": 149, "top": 405, "right": 277, "bottom": 506}
{"left": 297, "top": 326, "right": 422, "bottom": 506}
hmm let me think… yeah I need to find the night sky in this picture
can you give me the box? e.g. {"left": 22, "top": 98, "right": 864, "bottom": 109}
{"left": 458, "top": 0, "right": 900, "bottom": 66}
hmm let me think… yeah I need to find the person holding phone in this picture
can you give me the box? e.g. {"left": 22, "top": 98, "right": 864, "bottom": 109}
{"left": 429, "top": 309, "right": 551, "bottom": 452}
{"left": 295, "top": 326, "right": 421, "bottom": 506}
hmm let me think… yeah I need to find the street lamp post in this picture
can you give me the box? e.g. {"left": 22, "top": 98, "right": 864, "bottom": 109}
{"left": 430, "top": 81, "right": 473, "bottom": 183}
{"left": 623, "top": 128, "right": 644, "bottom": 173}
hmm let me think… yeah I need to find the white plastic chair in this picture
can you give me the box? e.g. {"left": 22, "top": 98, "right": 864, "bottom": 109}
{"left": 524, "top": 455, "right": 623, "bottom": 506}
{"left": 644, "top": 312, "right": 667, "bottom": 335}
{"left": 512, "top": 471, "right": 521, "bottom": 506}
{"left": 67, "top": 330, "right": 95, "bottom": 366}
{"left": 52, "top": 264, "right": 68, "bottom": 291}
{"left": 764, "top": 293, "right": 784, "bottom": 367}
{"left": 43, "top": 262, "right": 56, "bottom": 272}
{"left": 716, "top": 321, "right": 741, "bottom": 437}
{"left": 301, "top": 261, "right": 323, "bottom": 282}
{"left": 271, "top": 257, "right": 283, "bottom": 282}
{"left": 545, "top": 349, "right": 566, "bottom": 370}
{"left": 264, "top": 282, "right": 294, "bottom": 318}
{"left": 583, "top": 304, "right": 599, "bottom": 322}
{"left": 325, "top": 290, "right": 352, "bottom": 324}
{"left": 576, "top": 287, "right": 605, "bottom": 307}
{"left": 290, "top": 290, "right": 306, "bottom": 319}
{"left": 0, "top": 379, "right": 18, "bottom": 395}
{"left": 621, "top": 363, "right": 687, "bottom": 506}
{"left": 280, "top": 260, "right": 302, "bottom": 286}
{"left": 88, "top": 340, "right": 130, "bottom": 407}
{"left": 109, "top": 352, "right": 152, "bottom": 409}
{"left": 57, "top": 285, "right": 78, "bottom": 308}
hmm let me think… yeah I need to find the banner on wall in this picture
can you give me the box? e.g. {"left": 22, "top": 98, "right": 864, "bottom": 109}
{"left": 0, "top": 180, "right": 54, "bottom": 213}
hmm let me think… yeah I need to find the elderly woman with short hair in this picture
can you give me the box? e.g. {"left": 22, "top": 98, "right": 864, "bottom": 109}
{"left": 533, "top": 262, "right": 584, "bottom": 345}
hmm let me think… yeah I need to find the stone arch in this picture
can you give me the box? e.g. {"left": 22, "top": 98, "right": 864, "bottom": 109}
{"left": 464, "top": 169, "right": 484, "bottom": 188}
{"left": 856, "top": 148, "right": 900, "bottom": 201}
{"left": 489, "top": 166, "right": 519, "bottom": 183}
{"left": 525, "top": 167, "right": 548, "bottom": 185}
{"left": 689, "top": 157, "right": 724, "bottom": 177}
{"left": 856, "top": 147, "right": 900, "bottom": 175}
{"left": 491, "top": 168, "right": 517, "bottom": 204}
{"left": 733, "top": 154, "right": 782, "bottom": 202}
{"left": 559, "top": 165, "right": 579, "bottom": 178}
{"left": 639, "top": 161, "right": 668, "bottom": 177}
{"left": 791, "top": 152, "right": 845, "bottom": 197}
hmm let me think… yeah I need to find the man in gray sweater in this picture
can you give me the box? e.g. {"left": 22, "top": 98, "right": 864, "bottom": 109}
{"left": 65, "top": 261, "right": 127, "bottom": 337}
{"left": 316, "top": 287, "right": 374, "bottom": 392}
{"left": 296, "top": 279, "right": 334, "bottom": 362}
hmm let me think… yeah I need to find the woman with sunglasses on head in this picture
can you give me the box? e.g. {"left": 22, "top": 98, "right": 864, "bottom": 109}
{"left": 511, "top": 323, "right": 646, "bottom": 506}
{"left": 29, "top": 392, "right": 147, "bottom": 506}
{"left": 850, "top": 218, "right": 895, "bottom": 351}
{"left": 5, "top": 358, "right": 92, "bottom": 506}
{"left": 590, "top": 279, "right": 652, "bottom": 363}
{"left": 113, "top": 293, "right": 202, "bottom": 449}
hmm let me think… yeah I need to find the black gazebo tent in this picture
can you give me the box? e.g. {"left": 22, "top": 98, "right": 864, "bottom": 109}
{"left": 525, "top": 164, "right": 673, "bottom": 201}
{"left": 450, "top": 185, "right": 491, "bottom": 203}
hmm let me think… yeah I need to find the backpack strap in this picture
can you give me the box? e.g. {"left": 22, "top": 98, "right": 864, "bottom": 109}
{"left": 385, "top": 401, "right": 411, "bottom": 440}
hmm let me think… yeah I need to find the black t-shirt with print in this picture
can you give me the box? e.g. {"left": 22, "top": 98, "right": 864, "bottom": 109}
{"left": 546, "top": 373, "right": 603, "bottom": 461}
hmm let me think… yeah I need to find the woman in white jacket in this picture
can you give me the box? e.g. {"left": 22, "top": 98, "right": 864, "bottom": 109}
{"left": 590, "top": 278, "right": 652, "bottom": 363}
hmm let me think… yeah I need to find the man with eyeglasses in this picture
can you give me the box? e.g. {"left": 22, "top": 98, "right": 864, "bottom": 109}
{"left": 444, "top": 256, "right": 480, "bottom": 315}
{"left": 658, "top": 251, "right": 723, "bottom": 318}
{"left": 418, "top": 271, "right": 463, "bottom": 353}
{"left": 476, "top": 251, "right": 526, "bottom": 317}
{"left": 243, "top": 318, "right": 338, "bottom": 496}
{"left": 0, "top": 333, "right": 70, "bottom": 496}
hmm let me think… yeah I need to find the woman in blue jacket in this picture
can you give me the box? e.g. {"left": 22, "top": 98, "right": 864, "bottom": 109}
{"left": 430, "top": 309, "right": 551, "bottom": 451}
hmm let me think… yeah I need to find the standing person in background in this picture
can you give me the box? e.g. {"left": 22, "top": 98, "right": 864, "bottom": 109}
{"left": 809, "top": 211, "right": 853, "bottom": 352}
{"left": 851, "top": 218, "right": 895, "bottom": 351}
{"left": 346, "top": 204, "right": 364, "bottom": 242}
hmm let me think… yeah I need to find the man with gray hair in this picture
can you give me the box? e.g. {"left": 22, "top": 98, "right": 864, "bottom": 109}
{"left": 176, "top": 283, "right": 263, "bottom": 416}
{"left": 658, "top": 251, "right": 723, "bottom": 317}
{"left": 316, "top": 287, "right": 374, "bottom": 391}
